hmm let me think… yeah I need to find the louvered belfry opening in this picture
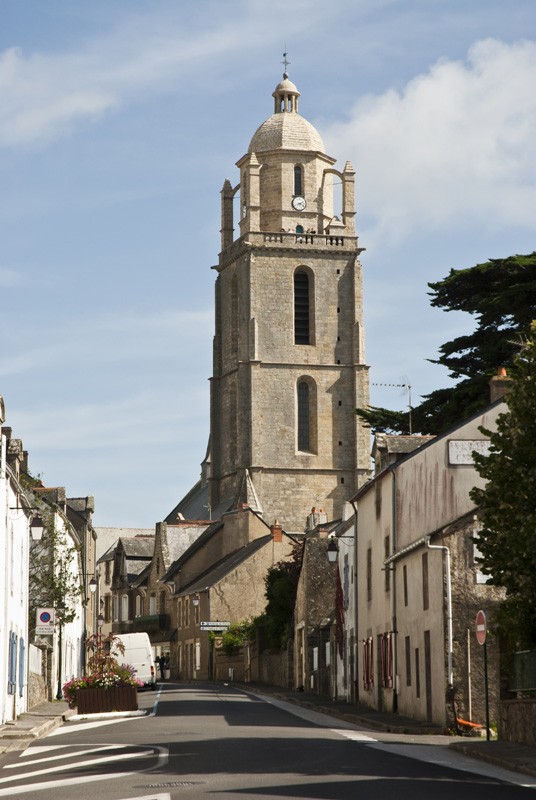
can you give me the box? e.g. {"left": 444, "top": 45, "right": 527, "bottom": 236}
{"left": 294, "top": 270, "right": 309, "bottom": 344}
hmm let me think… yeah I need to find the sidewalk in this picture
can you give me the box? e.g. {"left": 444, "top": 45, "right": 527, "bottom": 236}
{"left": 0, "top": 700, "right": 73, "bottom": 753}
{"left": 240, "top": 682, "right": 536, "bottom": 780}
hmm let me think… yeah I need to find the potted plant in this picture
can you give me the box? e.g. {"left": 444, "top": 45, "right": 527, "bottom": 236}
{"left": 63, "top": 632, "right": 143, "bottom": 713}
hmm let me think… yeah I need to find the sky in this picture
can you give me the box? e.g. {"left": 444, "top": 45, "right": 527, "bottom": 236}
{"left": 1, "top": 0, "right": 535, "bottom": 527}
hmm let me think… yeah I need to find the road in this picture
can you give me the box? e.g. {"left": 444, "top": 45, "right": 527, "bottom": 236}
{"left": 0, "top": 682, "right": 534, "bottom": 799}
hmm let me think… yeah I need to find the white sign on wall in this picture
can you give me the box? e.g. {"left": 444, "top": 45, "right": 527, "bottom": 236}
{"left": 448, "top": 439, "right": 491, "bottom": 465}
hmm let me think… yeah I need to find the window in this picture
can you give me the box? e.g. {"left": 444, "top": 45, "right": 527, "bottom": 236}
{"left": 362, "top": 637, "right": 374, "bottom": 690}
{"left": 294, "top": 270, "right": 310, "bottom": 344}
{"left": 135, "top": 595, "right": 141, "bottom": 617}
{"left": 415, "top": 647, "right": 421, "bottom": 698}
{"left": 380, "top": 632, "right": 393, "bottom": 689}
{"left": 422, "top": 552, "right": 429, "bottom": 610}
{"left": 366, "top": 547, "right": 372, "bottom": 602}
{"left": 105, "top": 560, "right": 111, "bottom": 585}
{"left": 384, "top": 536, "right": 390, "bottom": 592}
{"left": 403, "top": 564, "right": 408, "bottom": 606}
{"left": 149, "top": 594, "right": 157, "bottom": 615}
{"left": 121, "top": 594, "right": 129, "bottom": 621}
{"left": 104, "top": 595, "right": 111, "bottom": 623}
{"left": 160, "top": 591, "right": 166, "bottom": 613}
{"left": 297, "top": 381, "right": 310, "bottom": 451}
{"left": 405, "top": 636, "right": 411, "bottom": 686}
{"left": 294, "top": 164, "right": 303, "bottom": 196}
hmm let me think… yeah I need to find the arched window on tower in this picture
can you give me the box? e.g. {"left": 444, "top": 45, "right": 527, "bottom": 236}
{"left": 294, "top": 269, "right": 310, "bottom": 344}
{"left": 294, "top": 164, "right": 303, "bottom": 197}
{"left": 297, "top": 378, "right": 317, "bottom": 453}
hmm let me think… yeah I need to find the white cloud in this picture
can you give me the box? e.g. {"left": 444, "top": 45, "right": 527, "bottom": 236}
{"left": 323, "top": 38, "right": 536, "bottom": 246}
{"left": 0, "top": 0, "right": 332, "bottom": 147}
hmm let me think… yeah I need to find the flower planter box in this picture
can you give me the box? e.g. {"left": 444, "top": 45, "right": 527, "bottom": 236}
{"left": 76, "top": 685, "right": 138, "bottom": 714}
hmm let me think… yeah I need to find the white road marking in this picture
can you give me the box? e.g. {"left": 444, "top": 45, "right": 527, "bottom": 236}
{"left": 0, "top": 770, "right": 135, "bottom": 796}
{"left": 331, "top": 728, "right": 377, "bottom": 742}
{"left": 19, "top": 744, "right": 72, "bottom": 757}
{"left": 7, "top": 744, "right": 125, "bottom": 768}
{"left": 0, "top": 748, "right": 153, "bottom": 784}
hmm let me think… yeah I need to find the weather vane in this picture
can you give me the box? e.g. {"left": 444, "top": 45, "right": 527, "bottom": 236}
{"left": 282, "top": 51, "right": 290, "bottom": 72}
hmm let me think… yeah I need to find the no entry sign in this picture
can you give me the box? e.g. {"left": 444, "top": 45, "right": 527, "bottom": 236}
{"left": 476, "top": 609, "right": 487, "bottom": 645}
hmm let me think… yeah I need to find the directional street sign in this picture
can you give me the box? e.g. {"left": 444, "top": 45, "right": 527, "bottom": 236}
{"left": 200, "top": 621, "right": 231, "bottom": 631}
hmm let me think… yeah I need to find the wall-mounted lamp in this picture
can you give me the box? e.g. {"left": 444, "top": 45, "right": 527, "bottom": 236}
{"left": 327, "top": 538, "right": 338, "bottom": 563}
{"left": 97, "top": 613, "right": 104, "bottom": 628}
{"left": 89, "top": 577, "right": 97, "bottom": 594}
{"left": 326, "top": 533, "right": 354, "bottom": 563}
{"left": 192, "top": 593, "right": 200, "bottom": 607}
{"left": 10, "top": 507, "right": 45, "bottom": 540}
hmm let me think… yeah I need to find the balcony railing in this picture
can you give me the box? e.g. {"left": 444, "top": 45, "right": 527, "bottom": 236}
{"left": 132, "top": 614, "right": 170, "bottom": 633}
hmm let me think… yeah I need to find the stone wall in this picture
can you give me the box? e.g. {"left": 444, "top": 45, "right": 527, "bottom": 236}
{"left": 500, "top": 699, "right": 536, "bottom": 746}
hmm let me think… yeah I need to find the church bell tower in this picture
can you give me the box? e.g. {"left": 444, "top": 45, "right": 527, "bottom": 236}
{"left": 210, "top": 71, "right": 370, "bottom": 532}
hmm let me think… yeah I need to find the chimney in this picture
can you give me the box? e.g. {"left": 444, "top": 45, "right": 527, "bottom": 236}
{"left": 271, "top": 520, "right": 283, "bottom": 543}
{"left": 489, "top": 367, "right": 512, "bottom": 403}
{"left": 306, "top": 506, "right": 328, "bottom": 532}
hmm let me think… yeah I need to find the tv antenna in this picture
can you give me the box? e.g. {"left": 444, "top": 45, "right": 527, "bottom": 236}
{"left": 371, "top": 381, "right": 413, "bottom": 434}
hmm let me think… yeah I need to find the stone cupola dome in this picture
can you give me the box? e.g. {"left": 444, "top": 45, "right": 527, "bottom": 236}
{"left": 248, "top": 73, "right": 325, "bottom": 154}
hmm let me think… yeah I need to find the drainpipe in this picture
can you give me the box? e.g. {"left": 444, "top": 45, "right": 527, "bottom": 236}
{"left": 389, "top": 467, "right": 398, "bottom": 712}
{"left": 350, "top": 498, "right": 358, "bottom": 704}
{"left": 426, "top": 537, "right": 453, "bottom": 688}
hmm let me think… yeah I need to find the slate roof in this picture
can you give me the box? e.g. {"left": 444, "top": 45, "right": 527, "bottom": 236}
{"left": 165, "top": 522, "right": 211, "bottom": 564}
{"left": 120, "top": 536, "right": 154, "bottom": 558}
{"left": 95, "top": 527, "right": 154, "bottom": 560}
{"left": 164, "top": 479, "right": 233, "bottom": 524}
{"left": 161, "top": 518, "right": 225, "bottom": 582}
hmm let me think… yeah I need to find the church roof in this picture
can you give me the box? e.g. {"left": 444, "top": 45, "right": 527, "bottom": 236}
{"left": 249, "top": 112, "right": 325, "bottom": 154}
{"left": 248, "top": 72, "right": 324, "bottom": 154}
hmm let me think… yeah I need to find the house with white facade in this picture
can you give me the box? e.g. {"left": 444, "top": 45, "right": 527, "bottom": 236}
{"left": 0, "top": 402, "right": 32, "bottom": 722}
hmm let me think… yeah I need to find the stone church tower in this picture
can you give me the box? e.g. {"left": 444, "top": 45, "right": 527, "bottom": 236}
{"left": 209, "top": 72, "right": 370, "bottom": 532}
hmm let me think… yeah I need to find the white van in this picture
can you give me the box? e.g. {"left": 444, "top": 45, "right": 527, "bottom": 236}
{"left": 113, "top": 633, "right": 157, "bottom": 689}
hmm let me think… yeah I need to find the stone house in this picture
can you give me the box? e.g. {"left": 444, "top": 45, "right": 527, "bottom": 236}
{"left": 354, "top": 397, "right": 507, "bottom": 728}
{"left": 110, "top": 535, "right": 154, "bottom": 634}
{"left": 293, "top": 522, "right": 339, "bottom": 695}
{"left": 161, "top": 506, "right": 296, "bottom": 680}
{"left": 95, "top": 528, "right": 154, "bottom": 638}
{"left": 131, "top": 520, "right": 209, "bottom": 663}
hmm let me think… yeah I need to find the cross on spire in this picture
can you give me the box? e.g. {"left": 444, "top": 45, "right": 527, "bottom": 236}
{"left": 281, "top": 52, "right": 290, "bottom": 73}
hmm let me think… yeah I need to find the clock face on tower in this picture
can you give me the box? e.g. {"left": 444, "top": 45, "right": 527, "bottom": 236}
{"left": 292, "top": 196, "right": 307, "bottom": 211}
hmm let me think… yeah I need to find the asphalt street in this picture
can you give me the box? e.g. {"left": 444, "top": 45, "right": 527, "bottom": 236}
{"left": 0, "top": 682, "right": 533, "bottom": 799}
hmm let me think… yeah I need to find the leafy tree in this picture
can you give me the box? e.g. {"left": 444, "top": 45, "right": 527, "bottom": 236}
{"left": 220, "top": 619, "right": 255, "bottom": 656}
{"left": 470, "top": 323, "right": 536, "bottom": 646}
{"left": 357, "top": 252, "right": 536, "bottom": 435}
{"left": 256, "top": 543, "right": 302, "bottom": 651}
{"left": 29, "top": 510, "right": 83, "bottom": 636}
